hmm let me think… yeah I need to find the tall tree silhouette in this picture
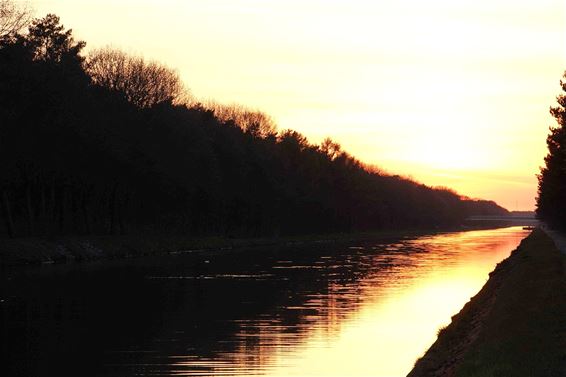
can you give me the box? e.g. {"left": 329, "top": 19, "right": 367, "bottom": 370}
{"left": 537, "top": 72, "right": 566, "bottom": 228}
{"left": 0, "top": 14, "right": 89, "bottom": 236}
{"left": 26, "top": 14, "right": 84, "bottom": 62}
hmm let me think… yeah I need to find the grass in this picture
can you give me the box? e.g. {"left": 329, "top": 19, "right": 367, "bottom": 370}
{"left": 409, "top": 229, "right": 566, "bottom": 377}
{"left": 0, "top": 222, "right": 515, "bottom": 268}
{"left": 0, "top": 227, "right": 448, "bottom": 267}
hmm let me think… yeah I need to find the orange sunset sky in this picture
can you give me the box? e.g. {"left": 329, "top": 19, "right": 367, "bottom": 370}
{"left": 30, "top": 0, "right": 566, "bottom": 210}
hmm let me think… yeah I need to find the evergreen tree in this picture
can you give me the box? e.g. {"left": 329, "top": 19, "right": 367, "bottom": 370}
{"left": 537, "top": 73, "right": 566, "bottom": 228}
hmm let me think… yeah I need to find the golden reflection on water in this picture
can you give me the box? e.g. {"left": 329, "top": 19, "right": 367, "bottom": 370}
{"left": 171, "top": 227, "right": 528, "bottom": 377}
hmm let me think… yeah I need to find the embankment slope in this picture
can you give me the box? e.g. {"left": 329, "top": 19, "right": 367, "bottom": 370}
{"left": 408, "top": 228, "right": 566, "bottom": 377}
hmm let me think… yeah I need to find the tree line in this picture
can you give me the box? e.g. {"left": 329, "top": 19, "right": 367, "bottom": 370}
{"left": 0, "top": 13, "right": 508, "bottom": 239}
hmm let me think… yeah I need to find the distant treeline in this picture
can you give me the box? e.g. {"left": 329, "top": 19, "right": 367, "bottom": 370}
{"left": 0, "top": 14, "right": 508, "bottom": 238}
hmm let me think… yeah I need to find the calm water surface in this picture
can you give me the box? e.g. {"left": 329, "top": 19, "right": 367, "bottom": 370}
{"left": 1, "top": 227, "right": 529, "bottom": 377}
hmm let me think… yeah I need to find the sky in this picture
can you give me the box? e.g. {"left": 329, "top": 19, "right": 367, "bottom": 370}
{"left": 29, "top": 0, "right": 566, "bottom": 210}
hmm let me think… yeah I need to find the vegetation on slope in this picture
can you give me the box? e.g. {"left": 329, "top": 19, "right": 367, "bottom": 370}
{"left": 409, "top": 229, "right": 566, "bottom": 377}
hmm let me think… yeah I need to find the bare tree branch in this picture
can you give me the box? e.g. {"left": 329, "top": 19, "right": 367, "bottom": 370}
{"left": 0, "top": 0, "right": 31, "bottom": 38}
{"left": 86, "top": 47, "right": 186, "bottom": 108}
{"left": 205, "top": 100, "right": 277, "bottom": 138}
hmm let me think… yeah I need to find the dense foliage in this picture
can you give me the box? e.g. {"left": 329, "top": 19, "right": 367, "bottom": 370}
{"left": 537, "top": 73, "right": 566, "bottom": 228}
{"left": 0, "top": 15, "right": 508, "bottom": 238}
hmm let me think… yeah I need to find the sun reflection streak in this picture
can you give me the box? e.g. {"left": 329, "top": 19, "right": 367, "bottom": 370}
{"left": 167, "top": 227, "right": 528, "bottom": 377}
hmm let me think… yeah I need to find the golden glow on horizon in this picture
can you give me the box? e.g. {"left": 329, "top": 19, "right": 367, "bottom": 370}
{"left": 30, "top": 0, "right": 566, "bottom": 210}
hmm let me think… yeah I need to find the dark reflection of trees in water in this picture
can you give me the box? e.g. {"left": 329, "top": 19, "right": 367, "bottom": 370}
{"left": 2, "top": 240, "right": 410, "bottom": 377}
{"left": 3, "top": 229, "right": 524, "bottom": 376}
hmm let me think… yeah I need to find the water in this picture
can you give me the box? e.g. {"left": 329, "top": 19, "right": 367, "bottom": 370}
{"left": 1, "top": 226, "right": 529, "bottom": 377}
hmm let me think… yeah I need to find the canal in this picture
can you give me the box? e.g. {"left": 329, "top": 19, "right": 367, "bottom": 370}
{"left": 1, "top": 226, "right": 529, "bottom": 376}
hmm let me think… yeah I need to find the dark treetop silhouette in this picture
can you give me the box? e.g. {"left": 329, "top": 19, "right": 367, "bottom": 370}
{"left": 537, "top": 72, "right": 566, "bottom": 229}
{"left": 0, "top": 14, "right": 507, "bottom": 239}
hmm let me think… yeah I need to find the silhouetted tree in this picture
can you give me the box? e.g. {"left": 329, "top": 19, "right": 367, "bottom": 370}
{"left": 320, "top": 137, "right": 341, "bottom": 160}
{"left": 537, "top": 72, "right": 566, "bottom": 228}
{"left": 206, "top": 101, "right": 277, "bottom": 138}
{"left": 25, "top": 14, "right": 85, "bottom": 63}
{"left": 0, "top": 13, "right": 91, "bottom": 236}
{"left": 86, "top": 47, "right": 184, "bottom": 108}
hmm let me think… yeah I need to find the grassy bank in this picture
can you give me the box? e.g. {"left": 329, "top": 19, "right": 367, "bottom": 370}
{"left": 0, "top": 224, "right": 527, "bottom": 268}
{"left": 408, "top": 228, "right": 566, "bottom": 377}
{"left": 0, "top": 228, "right": 450, "bottom": 268}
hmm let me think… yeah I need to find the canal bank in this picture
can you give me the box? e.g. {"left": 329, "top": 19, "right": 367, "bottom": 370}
{"left": 0, "top": 226, "right": 497, "bottom": 268}
{"left": 408, "top": 228, "right": 566, "bottom": 377}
